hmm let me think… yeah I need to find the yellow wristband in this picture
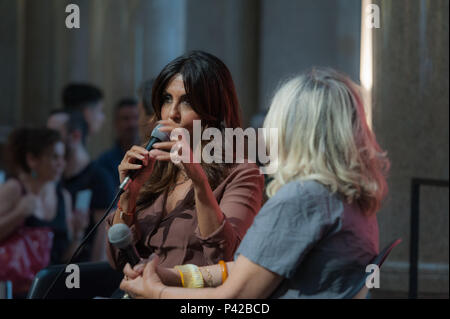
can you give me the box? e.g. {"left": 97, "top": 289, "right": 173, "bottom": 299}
{"left": 174, "top": 264, "right": 204, "bottom": 288}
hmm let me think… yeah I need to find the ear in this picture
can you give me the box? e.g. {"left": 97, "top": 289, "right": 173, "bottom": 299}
{"left": 26, "top": 152, "right": 37, "bottom": 170}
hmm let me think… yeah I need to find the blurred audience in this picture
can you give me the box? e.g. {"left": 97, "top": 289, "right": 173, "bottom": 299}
{"left": 97, "top": 98, "right": 140, "bottom": 187}
{"left": 62, "top": 83, "right": 105, "bottom": 135}
{"left": 48, "top": 110, "right": 115, "bottom": 262}
{"left": 137, "top": 79, "right": 155, "bottom": 141}
{"left": 0, "top": 128, "right": 86, "bottom": 265}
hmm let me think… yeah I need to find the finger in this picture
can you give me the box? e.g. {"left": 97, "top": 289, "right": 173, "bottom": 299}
{"left": 120, "top": 163, "right": 143, "bottom": 171}
{"left": 124, "top": 263, "right": 141, "bottom": 279}
{"left": 125, "top": 151, "right": 145, "bottom": 161}
{"left": 130, "top": 145, "right": 150, "bottom": 154}
{"left": 158, "top": 125, "right": 175, "bottom": 133}
{"left": 153, "top": 141, "right": 176, "bottom": 150}
{"left": 149, "top": 149, "right": 169, "bottom": 158}
{"left": 133, "top": 263, "right": 145, "bottom": 274}
{"left": 119, "top": 278, "right": 131, "bottom": 292}
{"left": 143, "top": 255, "right": 160, "bottom": 280}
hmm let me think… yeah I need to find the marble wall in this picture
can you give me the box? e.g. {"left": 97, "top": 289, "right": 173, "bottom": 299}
{"left": 372, "top": 0, "right": 449, "bottom": 296}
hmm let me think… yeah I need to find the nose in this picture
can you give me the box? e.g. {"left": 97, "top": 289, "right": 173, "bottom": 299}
{"left": 168, "top": 103, "right": 181, "bottom": 123}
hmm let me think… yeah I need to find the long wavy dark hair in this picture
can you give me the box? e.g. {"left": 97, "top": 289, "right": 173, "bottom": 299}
{"left": 136, "top": 51, "right": 242, "bottom": 212}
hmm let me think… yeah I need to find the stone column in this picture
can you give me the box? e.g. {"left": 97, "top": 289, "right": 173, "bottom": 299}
{"left": 372, "top": 0, "right": 449, "bottom": 297}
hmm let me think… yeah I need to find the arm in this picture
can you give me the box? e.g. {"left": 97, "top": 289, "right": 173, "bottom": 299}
{"left": 120, "top": 254, "right": 283, "bottom": 299}
{"left": 194, "top": 164, "right": 264, "bottom": 262}
{"left": 0, "top": 180, "right": 35, "bottom": 241}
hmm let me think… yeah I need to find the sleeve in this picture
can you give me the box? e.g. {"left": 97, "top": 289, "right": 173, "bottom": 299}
{"left": 235, "top": 181, "right": 337, "bottom": 279}
{"left": 194, "top": 163, "right": 265, "bottom": 263}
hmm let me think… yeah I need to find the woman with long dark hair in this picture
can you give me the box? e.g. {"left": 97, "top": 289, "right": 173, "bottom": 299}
{"left": 106, "top": 51, "right": 264, "bottom": 271}
{"left": 119, "top": 68, "right": 390, "bottom": 299}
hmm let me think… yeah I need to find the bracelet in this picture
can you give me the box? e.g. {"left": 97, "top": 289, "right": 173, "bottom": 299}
{"left": 219, "top": 260, "right": 228, "bottom": 283}
{"left": 174, "top": 264, "right": 204, "bottom": 288}
{"left": 203, "top": 267, "right": 214, "bottom": 287}
{"left": 118, "top": 199, "right": 135, "bottom": 219}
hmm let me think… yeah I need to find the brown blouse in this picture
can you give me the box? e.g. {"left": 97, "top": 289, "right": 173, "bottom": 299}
{"left": 105, "top": 163, "right": 264, "bottom": 270}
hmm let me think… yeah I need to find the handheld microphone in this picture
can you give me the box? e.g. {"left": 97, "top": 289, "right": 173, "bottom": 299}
{"left": 108, "top": 223, "right": 141, "bottom": 267}
{"left": 119, "top": 123, "right": 170, "bottom": 191}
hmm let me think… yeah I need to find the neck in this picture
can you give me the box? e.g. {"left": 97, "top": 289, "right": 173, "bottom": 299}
{"left": 64, "top": 144, "right": 90, "bottom": 178}
{"left": 19, "top": 173, "right": 53, "bottom": 195}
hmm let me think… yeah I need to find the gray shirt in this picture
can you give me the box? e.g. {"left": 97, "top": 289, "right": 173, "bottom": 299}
{"left": 235, "top": 180, "right": 379, "bottom": 299}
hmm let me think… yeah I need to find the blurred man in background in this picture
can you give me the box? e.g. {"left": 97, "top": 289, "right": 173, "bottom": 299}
{"left": 62, "top": 83, "right": 105, "bottom": 135}
{"left": 97, "top": 98, "right": 140, "bottom": 187}
{"left": 46, "top": 83, "right": 114, "bottom": 262}
{"left": 137, "top": 79, "right": 155, "bottom": 141}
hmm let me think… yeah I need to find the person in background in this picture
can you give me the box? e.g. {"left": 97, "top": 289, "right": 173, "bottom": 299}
{"left": 62, "top": 83, "right": 105, "bottom": 135}
{"left": 137, "top": 79, "right": 155, "bottom": 142}
{"left": 47, "top": 110, "right": 70, "bottom": 142}
{"left": 49, "top": 111, "right": 115, "bottom": 262}
{"left": 119, "top": 68, "right": 390, "bottom": 299}
{"left": 106, "top": 51, "right": 264, "bottom": 276}
{"left": 97, "top": 98, "right": 140, "bottom": 187}
{"left": 0, "top": 128, "right": 86, "bottom": 265}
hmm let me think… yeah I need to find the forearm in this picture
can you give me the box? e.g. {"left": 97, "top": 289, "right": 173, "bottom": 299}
{"left": 193, "top": 179, "right": 225, "bottom": 237}
{"left": 112, "top": 192, "right": 136, "bottom": 226}
{"left": 160, "top": 286, "right": 225, "bottom": 299}
{"left": 198, "top": 262, "right": 235, "bottom": 287}
{"left": 0, "top": 208, "right": 26, "bottom": 241}
{"left": 164, "top": 262, "right": 235, "bottom": 288}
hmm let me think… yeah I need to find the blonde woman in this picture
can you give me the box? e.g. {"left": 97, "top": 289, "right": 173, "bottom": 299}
{"left": 118, "top": 67, "right": 390, "bottom": 299}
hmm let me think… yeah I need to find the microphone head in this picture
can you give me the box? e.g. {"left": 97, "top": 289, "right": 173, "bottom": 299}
{"left": 151, "top": 123, "right": 170, "bottom": 142}
{"left": 108, "top": 223, "right": 133, "bottom": 249}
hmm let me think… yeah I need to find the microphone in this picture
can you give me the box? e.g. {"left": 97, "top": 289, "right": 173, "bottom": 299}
{"left": 108, "top": 223, "right": 141, "bottom": 267}
{"left": 119, "top": 123, "right": 170, "bottom": 191}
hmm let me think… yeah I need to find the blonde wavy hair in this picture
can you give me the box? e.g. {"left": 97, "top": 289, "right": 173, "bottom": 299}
{"left": 263, "top": 68, "right": 390, "bottom": 216}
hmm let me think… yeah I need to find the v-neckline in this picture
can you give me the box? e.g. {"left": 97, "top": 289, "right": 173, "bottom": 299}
{"left": 161, "top": 186, "right": 194, "bottom": 220}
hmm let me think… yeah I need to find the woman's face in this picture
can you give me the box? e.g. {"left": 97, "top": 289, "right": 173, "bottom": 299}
{"left": 160, "top": 74, "right": 201, "bottom": 134}
{"left": 84, "top": 101, "right": 105, "bottom": 134}
{"left": 31, "top": 141, "right": 66, "bottom": 182}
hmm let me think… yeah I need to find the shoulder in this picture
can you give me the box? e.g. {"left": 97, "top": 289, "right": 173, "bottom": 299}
{"left": 260, "top": 180, "right": 340, "bottom": 223}
{"left": 228, "top": 162, "right": 264, "bottom": 181}
{"left": 0, "top": 179, "right": 22, "bottom": 200}
{"left": 224, "top": 163, "right": 264, "bottom": 190}
{"left": 273, "top": 180, "right": 332, "bottom": 204}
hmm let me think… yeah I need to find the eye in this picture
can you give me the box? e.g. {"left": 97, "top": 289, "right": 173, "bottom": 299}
{"left": 162, "top": 94, "right": 172, "bottom": 103}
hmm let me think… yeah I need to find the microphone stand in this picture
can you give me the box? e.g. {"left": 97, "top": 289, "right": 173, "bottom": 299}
{"left": 42, "top": 187, "right": 125, "bottom": 299}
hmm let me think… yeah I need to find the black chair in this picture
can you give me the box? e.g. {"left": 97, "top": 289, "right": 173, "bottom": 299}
{"left": 351, "top": 238, "right": 402, "bottom": 299}
{"left": 27, "top": 262, "right": 123, "bottom": 299}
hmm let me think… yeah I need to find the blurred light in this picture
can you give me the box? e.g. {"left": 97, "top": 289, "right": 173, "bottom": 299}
{"left": 360, "top": 0, "right": 373, "bottom": 129}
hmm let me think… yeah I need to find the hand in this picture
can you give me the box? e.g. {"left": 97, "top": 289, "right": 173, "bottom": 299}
{"left": 118, "top": 145, "right": 156, "bottom": 213}
{"left": 120, "top": 255, "right": 166, "bottom": 299}
{"left": 152, "top": 120, "right": 208, "bottom": 185}
{"left": 123, "top": 254, "right": 181, "bottom": 286}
